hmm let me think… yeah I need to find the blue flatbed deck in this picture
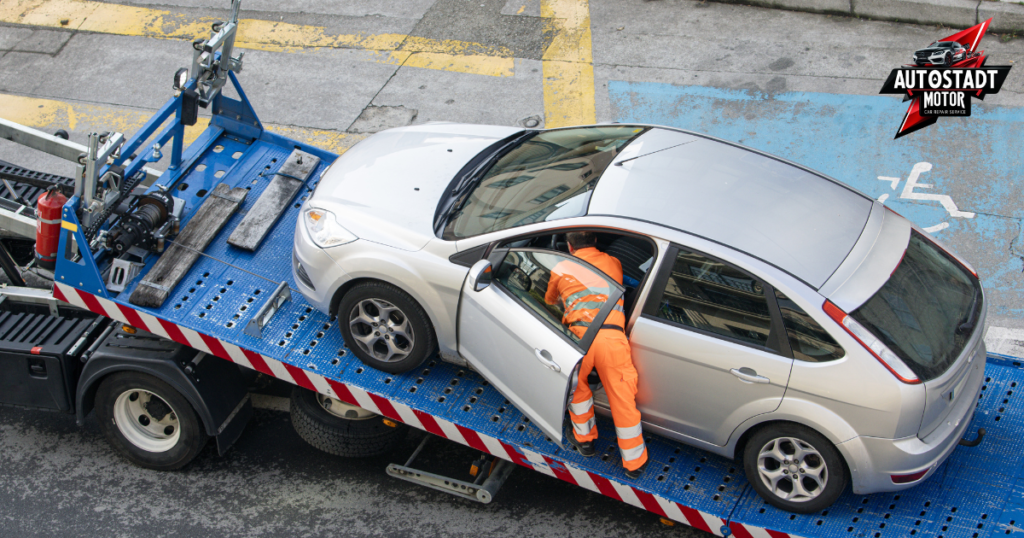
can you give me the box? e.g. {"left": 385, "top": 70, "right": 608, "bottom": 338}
{"left": 51, "top": 91, "right": 1024, "bottom": 538}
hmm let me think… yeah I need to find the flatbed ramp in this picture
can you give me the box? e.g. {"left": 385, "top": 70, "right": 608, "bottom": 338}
{"left": 47, "top": 124, "right": 1024, "bottom": 537}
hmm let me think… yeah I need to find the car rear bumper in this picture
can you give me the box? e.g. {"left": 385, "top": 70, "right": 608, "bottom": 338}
{"left": 839, "top": 344, "right": 986, "bottom": 494}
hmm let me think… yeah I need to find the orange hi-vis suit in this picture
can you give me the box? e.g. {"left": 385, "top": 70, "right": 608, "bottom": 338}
{"left": 545, "top": 246, "right": 648, "bottom": 472}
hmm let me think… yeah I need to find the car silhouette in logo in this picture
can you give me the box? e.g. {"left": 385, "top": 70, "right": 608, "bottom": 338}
{"left": 913, "top": 41, "right": 971, "bottom": 66}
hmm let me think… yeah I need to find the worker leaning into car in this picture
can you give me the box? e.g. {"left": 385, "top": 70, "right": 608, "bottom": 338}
{"left": 544, "top": 231, "right": 648, "bottom": 478}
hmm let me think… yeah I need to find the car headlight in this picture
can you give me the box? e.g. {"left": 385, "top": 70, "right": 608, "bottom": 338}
{"left": 303, "top": 209, "right": 357, "bottom": 248}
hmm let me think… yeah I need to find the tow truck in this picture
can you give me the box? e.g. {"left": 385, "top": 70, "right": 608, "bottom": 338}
{"left": 1, "top": 3, "right": 1022, "bottom": 536}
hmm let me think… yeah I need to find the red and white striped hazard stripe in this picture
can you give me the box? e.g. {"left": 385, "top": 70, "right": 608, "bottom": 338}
{"left": 53, "top": 282, "right": 796, "bottom": 538}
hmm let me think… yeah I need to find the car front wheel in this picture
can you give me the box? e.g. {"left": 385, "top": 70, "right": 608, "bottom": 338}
{"left": 338, "top": 281, "right": 436, "bottom": 374}
{"left": 743, "top": 423, "right": 847, "bottom": 513}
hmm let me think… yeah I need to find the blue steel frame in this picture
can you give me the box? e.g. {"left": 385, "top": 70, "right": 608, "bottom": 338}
{"left": 54, "top": 70, "right": 264, "bottom": 298}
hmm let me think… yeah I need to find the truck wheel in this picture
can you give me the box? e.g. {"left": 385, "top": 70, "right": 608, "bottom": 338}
{"left": 337, "top": 281, "right": 436, "bottom": 374}
{"left": 743, "top": 423, "right": 847, "bottom": 514}
{"left": 290, "top": 387, "right": 407, "bottom": 458}
{"left": 94, "top": 372, "right": 208, "bottom": 471}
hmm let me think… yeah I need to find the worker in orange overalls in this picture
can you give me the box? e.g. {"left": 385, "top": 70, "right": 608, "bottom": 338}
{"left": 545, "top": 231, "right": 648, "bottom": 478}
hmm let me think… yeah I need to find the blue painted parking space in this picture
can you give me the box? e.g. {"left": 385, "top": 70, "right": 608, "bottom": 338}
{"left": 608, "top": 83, "right": 1024, "bottom": 320}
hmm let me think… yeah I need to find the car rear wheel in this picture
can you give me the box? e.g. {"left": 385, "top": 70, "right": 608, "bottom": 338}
{"left": 743, "top": 423, "right": 847, "bottom": 513}
{"left": 338, "top": 281, "right": 436, "bottom": 374}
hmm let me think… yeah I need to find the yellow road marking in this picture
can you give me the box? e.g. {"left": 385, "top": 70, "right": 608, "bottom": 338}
{"left": 0, "top": 0, "right": 514, "bottom": 77}
{"left": 540, "top": 0, "right": 595, "bottom": 127}
{"left": 0, "top": 93, "right": 362, "bottom": 155}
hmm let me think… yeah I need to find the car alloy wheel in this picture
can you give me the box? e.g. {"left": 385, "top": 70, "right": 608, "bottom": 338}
{"left": 743, "top": 423, "right": 846, "bottom": 513}
{"left": 337, "top": 281, "right": 436, "bottom": 374}
{"left": 348, "top": 298, "right": 415, "bottom": 363}
{"left": 755, "top": 436, "right": 828, "bottom": 503}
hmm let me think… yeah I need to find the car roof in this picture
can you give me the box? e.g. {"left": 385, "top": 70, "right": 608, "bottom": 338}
{"left": 587, "top": 127, "right": 873, "bottom": 289}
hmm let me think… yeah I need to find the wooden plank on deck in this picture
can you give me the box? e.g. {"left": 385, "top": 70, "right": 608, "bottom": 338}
{"left": 227, "top": 149, "right": 320, "bottom": 251}
{"left": 129, "top": 183, "right": 248, "bottom": 308}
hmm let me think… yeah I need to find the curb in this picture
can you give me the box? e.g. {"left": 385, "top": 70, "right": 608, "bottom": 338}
{"left": 709, "top": 0, "right": 1024, "bottom": 34}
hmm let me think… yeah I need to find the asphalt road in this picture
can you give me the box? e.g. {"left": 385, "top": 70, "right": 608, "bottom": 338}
{"left": 0, "top": 402, "right": 701, "bottom": 538}
{"left": 1, "top": 1, "right": 1023, "bottom": 536}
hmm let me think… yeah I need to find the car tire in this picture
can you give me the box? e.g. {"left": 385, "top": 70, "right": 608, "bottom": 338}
{"left": 944, "top": 52, "right": 952, "bottom": 66}
{"left": 94, "top": 372, "right": 208, "bottom": 471}
{"left": 290, "top": 387, "right": 408, "bottom": 457}
{"left": 337, "top": 281, "right": 436, "bottom": 374}
{"left": 743, "top": 423, "right": 847, "bottom": 514}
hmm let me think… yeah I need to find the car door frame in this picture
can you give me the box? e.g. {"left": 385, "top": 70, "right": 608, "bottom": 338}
{"left": 634, "top": 242, "right": 802, "bottom": 446}
{"left": 456, "top": 247, "right": 626, "bottom": 442}
{"left": 642, "top": 243, "right": 795, "bottom": 359}
{"left": 450, "top": 222, "right": 668, "bottom": 329}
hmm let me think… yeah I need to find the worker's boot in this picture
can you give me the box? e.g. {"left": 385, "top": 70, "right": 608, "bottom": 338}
{"left": 624, "top": 460, "right": 648, "bottom": 480}
{"left": 566, "top": 428, "right": 596, "bottom": 457}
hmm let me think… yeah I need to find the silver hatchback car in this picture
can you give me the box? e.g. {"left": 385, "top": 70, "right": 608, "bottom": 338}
{"left": 292, "top": 123, "right": 986, "bottom": 513}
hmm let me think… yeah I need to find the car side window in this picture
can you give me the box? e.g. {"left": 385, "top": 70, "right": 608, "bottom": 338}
{"left": 651, "top": 248, "right": 773, "bottom": 348}
{"left": 774, "top": 291, "right": 846, "bottom": 362}
{"left": 494, "top": 249, "right": 620, "bottom": 346}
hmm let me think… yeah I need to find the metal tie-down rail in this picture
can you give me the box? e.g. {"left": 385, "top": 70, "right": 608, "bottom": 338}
{"left": 386, "top": 435, "right": 516, "bottom": 504}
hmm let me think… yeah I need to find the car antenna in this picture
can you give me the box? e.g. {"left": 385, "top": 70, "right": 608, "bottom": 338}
{"left": 614, "top": 140, "right": 696, "bottom": 166}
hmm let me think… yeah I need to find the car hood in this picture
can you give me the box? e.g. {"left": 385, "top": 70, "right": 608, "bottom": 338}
{"left": 916, "top": 47, "right": 947, "bottom": 54}
{"left": 310, "top": 123, "right": 523, "bottom": 251}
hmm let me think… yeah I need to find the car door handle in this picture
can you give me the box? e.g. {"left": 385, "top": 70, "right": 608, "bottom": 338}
{"left": 730, "top": 367, "right": 769, "bottom": 384}
{"left": 534, "top": 349, "right": 560, "bottom": 373}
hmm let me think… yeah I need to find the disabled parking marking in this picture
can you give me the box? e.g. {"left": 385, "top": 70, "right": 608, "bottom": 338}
{"left": 878, "top": 161, "right": 976, "bottom": 232}
{"left": 608, "top": 81, "right": 1024, "bottom": 319}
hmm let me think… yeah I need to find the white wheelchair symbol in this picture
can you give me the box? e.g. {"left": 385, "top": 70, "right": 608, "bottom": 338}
{"left": 877, "top": 162, "right": 974, "bottom": 233}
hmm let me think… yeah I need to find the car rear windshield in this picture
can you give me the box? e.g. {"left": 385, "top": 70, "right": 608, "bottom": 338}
{"left": 442, "top": 126, "right": 645, "bottom": 239}
{"left": 850, "top": 231, "right": 981, "bottom": 381}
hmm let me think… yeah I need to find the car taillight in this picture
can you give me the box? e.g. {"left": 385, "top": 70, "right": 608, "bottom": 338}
{"left": 823, "top": 300, "right": 921, "bottom": 384}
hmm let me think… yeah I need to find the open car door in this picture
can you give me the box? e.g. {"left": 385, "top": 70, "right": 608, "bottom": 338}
{"left": 457, "top": 248, "right": 624, "bottom": 442}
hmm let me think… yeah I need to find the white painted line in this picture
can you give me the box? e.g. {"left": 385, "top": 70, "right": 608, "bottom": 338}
{"left": 434, "top": 417, "right": 468, "bottom": 446}
{"left": 263, "top": 357, "right": 296, "bottom": 385}
{"left": 477, "top": 433, "right": 510, "bottom": 460}
{"left": 609, "top": 481, "right": 645, "bottom": 509}
{"left": 222, "top": 342, "right": 253, "bottom": 369}
{"left": 985, "top": 326, "right": 1024, "bottom": 359}
{"left": 566, "top": 465, "right": 601, "bottom": 493}
{"left": 391, "top": 402, "right": 425, "bottom": 430}
{"left": 135, "top": 311, "right": 171, "bottom": 340}
{"left": 346, "top": 385, "right": 381, "bottom": 415}
{"left": 179, "top": 326, "right": 213, "bottom": 354}
{"left": 654, "top": 495, "right": 685, "bottom": 523}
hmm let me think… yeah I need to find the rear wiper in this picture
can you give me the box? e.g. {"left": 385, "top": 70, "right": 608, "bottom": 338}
{"left": 956, "top": 288, "right": 980, "bottom": 334}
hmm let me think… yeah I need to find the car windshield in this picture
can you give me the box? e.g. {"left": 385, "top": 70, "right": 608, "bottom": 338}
{"left": 850, "top": 231, "right": 981, "bottom": 381}
{"left": 442, "top": 126, "right": 645, "bottom": 239}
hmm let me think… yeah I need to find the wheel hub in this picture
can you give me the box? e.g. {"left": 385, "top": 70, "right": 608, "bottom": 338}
{"left": 348, "top": 298, "right": 415, "bottom": 363}
{"left": 113, "top": 389, "right": 181, "bottom": 453}
{"left": 316, "top": 393, "right": 377, "bottom": 420}
{"left": 756, "top": 436, "right": 828, "bottom": 503}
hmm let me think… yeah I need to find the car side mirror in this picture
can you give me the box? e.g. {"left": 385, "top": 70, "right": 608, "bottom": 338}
{"left": 468, "top": 260, "right": 493, "bottom": 292}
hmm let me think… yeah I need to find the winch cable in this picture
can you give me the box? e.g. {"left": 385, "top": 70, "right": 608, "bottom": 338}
{"left": 164, "top": 239, "right": 299, "bottom": 294}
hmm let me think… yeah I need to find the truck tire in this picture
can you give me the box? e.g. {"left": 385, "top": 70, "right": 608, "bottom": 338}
{"left": 94, "top": 372, "right": 208, "bottom": 471}
{"left": 337, "top": 281, "right": 436, "bottom": 374}
{"left": 290, "top": 387, "right": 407, "bottom": 458}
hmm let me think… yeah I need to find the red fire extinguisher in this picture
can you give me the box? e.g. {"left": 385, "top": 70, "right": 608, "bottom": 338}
{"left": 36, "top": 187, "right": 66, "bottom": 270}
